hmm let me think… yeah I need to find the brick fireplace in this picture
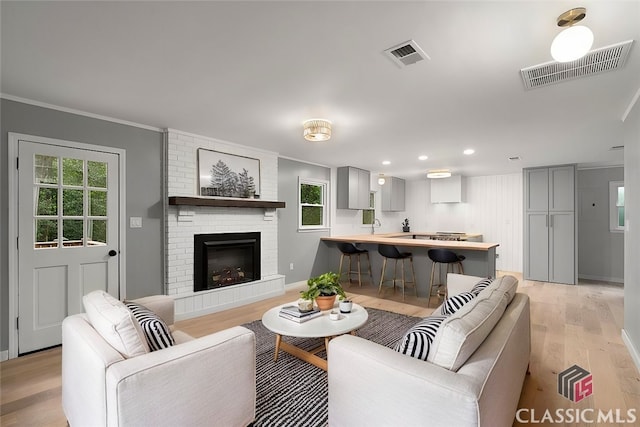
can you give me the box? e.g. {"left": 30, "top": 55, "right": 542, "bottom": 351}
{"left": 165, "top": 129, "right": 285, "bottom": 320}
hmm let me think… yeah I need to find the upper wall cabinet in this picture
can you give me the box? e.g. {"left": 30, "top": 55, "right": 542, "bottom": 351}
{"left": 381, "top": 176, "right": 405, "bottom": 211}
{"left": 337, "top": 166, "right": 371, "bottom": 210}
{"left": 430, "top": 175, "right": 465, "bottom": 203}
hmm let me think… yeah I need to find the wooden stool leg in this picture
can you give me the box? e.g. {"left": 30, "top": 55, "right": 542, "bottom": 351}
{"left": 409, "top": 256, "right": 417, "bottom": 296}
{"left": 378, "top": 258, "right": 387, "bottom": 294}
{"left": 338, "top": 254, "right": 345, "bottom": 283}
{"left": 365, "top": 252, "right": 373, "bottom": 284}
{"left": 356, "top": 254, "right": 362, "bottom": 287}
{"left": 400, "top": 259, "right": 406, "bottom": 300}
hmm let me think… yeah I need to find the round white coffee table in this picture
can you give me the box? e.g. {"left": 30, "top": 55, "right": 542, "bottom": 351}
{"left": 261, "top": 302, "right": 368, "bottom": 371}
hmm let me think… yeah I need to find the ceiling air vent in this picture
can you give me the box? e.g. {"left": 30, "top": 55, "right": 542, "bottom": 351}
{"left": 383, "top": 40, "right": 430, "bottom": 68}
{"left": 520, "top": 40, "right": 634, "bottom": 90}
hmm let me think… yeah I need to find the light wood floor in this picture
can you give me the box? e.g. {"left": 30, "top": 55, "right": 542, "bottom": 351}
{"left": 1, "top": 273, "right": 638, "bottom": 426}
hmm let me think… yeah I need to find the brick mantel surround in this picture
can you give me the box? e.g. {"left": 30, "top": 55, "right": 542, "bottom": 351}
{"left": 165, "top": 129, "right": 285, "bottom": 320}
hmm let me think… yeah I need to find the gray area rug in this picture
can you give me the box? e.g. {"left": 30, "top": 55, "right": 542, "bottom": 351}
{"left": 242, "top": 308, "right": 421, "bottom": 427}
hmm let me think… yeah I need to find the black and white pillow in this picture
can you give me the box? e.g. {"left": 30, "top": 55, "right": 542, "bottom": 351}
{"left": 470, "top": 277, "right": 494, "bottom": 296}
{"left": 125, "top": 302, "right": 175, "bottom": 351}
{"left": 440, "top": 291, "right": 476, "bottom": 315}
{"left": 394, "top": 316, "right": 447, "bottom": 361}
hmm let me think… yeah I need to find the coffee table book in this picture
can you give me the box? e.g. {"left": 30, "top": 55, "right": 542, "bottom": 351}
{"left": 278, "top": 310, "right": 322, "bottom": 323}
{"left": 280, "top": 305, "right": 320, "bottom": 317}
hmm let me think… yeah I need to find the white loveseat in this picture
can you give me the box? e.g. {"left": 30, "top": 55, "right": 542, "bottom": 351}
{"left": 62, "top": 293, "right": 256, "bottom": 427}
{"left": 328, "top": 274, "right": 530, "bottom": 427}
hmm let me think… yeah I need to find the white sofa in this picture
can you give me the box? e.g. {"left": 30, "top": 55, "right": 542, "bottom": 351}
{"left": 62, "top": 293, "right": 256, "bottom": 427}
{"left": 328, "top": 274, "right": 530, "bottom": 427}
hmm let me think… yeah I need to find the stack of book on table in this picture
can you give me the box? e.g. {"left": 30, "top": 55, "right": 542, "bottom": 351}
{"left": 278, "top": 305, "right": 322, "bottom": 323}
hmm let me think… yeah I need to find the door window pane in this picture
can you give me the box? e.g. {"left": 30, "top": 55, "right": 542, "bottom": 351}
{"left": 88, "top": 219, "right": 107, "bottom": 245}
{"left": 36, "top": 188, "right": 58, "bottom": 216}
{"left": 35, "top": 219, "right": 58, "bottom": 248}
{"left": 63, "top": 189, "right": 84, "bottom": 216}
{"left": 35, "top": 155, "right": 58, "bottom": 184}
{"left": 63, "top": 158, "right": 84, "bottom": 186}
{"left": 88, "top": 161, "right": 108, "bottom": 188}
{"left": 63, "top": 220, "right": 84, "bottom": 247}
{"left": 89, "top": 191, "right": 107, "bottom": 216}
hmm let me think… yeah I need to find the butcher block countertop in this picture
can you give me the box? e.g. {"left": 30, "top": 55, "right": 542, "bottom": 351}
{"left": 321, "top": 233, "right": 498, "bottom": 252}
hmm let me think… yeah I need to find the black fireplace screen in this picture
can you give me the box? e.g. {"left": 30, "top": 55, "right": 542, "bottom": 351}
{"left": 193, "top": 232, "right": 261, "bottom": 292}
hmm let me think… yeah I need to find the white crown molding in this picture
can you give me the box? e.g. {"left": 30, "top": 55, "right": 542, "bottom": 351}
{"left": 278, "top": 154, "right": 331, "bottom": 169}
{"left": 0, "top": 93, "right": 163, "bottom": 132}
{"left": 622, "top": 87, "right": 640, "bottom": 122}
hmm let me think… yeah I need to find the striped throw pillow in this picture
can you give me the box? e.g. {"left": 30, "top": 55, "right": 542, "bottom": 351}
{"left": 125, "top": 302, "right": 175, "bottom": 351}
{"left": 440, "top": 291, "right": 476, "bottom": 315}
{"left": 394, "top": 316, "right": 447, "bottom": 361}
{"left": 470, "top": 277, "right": 494, "bottom": 296}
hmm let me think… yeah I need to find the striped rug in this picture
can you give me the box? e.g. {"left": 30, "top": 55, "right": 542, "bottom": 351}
{"left": 242, "top": 308, "right": 421, "bottom": 427}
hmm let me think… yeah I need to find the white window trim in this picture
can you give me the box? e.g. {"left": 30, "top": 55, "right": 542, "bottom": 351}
{"left": 609, "top": 181, "right": 625, "bottom": 233}
{"left": 298, "top": 177, "right": 329, "bottom": 231}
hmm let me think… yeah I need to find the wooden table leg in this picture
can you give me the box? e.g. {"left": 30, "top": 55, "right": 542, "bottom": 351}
{"left": 274, "top": 334, "right": 282, "bottom": 361}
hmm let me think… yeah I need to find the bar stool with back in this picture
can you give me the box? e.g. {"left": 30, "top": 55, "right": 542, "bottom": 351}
{"left": 337, "top": 242, "right": 373, "bottom": 287}
{"left": 427, "top": 248, "right": 465, "bottom": 302}
{"left": 377, "top": 244, "right": 417, "bottom": 300}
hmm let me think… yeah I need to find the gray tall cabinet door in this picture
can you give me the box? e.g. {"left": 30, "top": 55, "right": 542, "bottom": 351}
{"left": 524, "top": 165, "right": 576, "bottom": 284}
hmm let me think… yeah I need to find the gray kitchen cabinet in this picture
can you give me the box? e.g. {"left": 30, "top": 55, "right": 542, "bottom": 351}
{"left": 337, "top": 166, "right": 371, "bottom": 210}
{"left": 524, "top": 165, "right": 576, "bottom": 284}
{"left": 381, "top": 176, "right": 405, "bottom": 211}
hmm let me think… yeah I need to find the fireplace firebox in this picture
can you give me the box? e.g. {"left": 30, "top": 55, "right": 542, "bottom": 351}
{"left": 193, "top": 232, "right": 261, "bottom": 292}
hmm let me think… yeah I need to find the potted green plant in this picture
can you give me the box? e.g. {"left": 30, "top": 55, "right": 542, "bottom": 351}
{"left": 402, "top": 218, "right": 410, "bottom": 232}
{"left": 300, "top": 272, "right": 347, "bottom": 311}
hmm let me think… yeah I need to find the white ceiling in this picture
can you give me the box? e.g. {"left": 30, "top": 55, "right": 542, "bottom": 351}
{"left": 2, "top": 1, "right": 639, "bottom": 180}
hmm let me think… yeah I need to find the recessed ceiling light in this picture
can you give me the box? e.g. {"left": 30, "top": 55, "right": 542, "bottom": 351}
{"left": 382, "top": 160, "right": 391, "bottom": 165}
{"left": 418, "top": 155, "right": 428, "bottom": 160}
{"left": 463, "top": 149, "right": 475, "bottom": 155}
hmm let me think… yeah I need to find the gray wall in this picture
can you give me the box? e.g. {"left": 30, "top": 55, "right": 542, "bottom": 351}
{"left": 623, "top": 93, "right": 640, "bottom": 365}
{"left": 0, "top": 99, "right": 164, "bottom": 352}
{"left": 277, "top": 158, "right": 331, "bottom": 283}
{"left": 577, "top": 167, "right": 624, "bottom": 283}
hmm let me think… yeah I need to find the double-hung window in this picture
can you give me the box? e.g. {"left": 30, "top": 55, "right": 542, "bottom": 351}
{"left": 299, "top": 178, "right": 328, "bottom": 230}
{"left": 362, "top": 191, "right": 375, "bottom": 225}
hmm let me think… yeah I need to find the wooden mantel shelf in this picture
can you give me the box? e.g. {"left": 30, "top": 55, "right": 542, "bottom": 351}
{"left": 168, "top": 196, "right": 285, "bottom": 209}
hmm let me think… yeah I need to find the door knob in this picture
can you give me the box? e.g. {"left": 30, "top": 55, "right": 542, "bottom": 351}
{"left": 108, "top": 250, "right": 118, "bottom": 257}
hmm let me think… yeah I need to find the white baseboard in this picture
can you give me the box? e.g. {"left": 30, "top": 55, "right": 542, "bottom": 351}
{"left": 285, "top": 280, "right": 307, "bottom": 290}
{"left": 0, "top": 350, "right": 8, "bottom": 362}
{"left": 578, "top": 274, "right": 624, "bottom": 284}
{"left": 174, "top": 288, "right": 285, "bottom": 321}
{"left": 622, "top": 329, "right": 640, "bottom": 374}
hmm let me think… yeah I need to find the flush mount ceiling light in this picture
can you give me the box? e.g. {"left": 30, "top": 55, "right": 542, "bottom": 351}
{"left": 378, "top": 174, "right": 386, "bottom": 185}
{"left": 303, "top": 119, "right": 332, "bottom": 141}
{"left": 427, "top": 169, "right": 451, "bottom": 179}
{"left": 550, "top": 7, "right": 594, "bottom": 62}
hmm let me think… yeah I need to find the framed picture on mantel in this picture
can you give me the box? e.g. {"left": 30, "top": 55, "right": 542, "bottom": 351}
{"left": 197, "top": 148, "right": 261, "bottom": 199}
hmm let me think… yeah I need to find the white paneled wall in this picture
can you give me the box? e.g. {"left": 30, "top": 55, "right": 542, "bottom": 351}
{"left": 403, "top": 174, "right": 523, "bottom": 272}
{"left": 464, "top": 174, "right": 523, "bottom": 272}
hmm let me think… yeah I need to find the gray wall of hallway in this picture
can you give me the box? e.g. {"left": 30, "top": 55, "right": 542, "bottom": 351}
{"left": 0, "top": 99, "right": 164, "bottom": 352}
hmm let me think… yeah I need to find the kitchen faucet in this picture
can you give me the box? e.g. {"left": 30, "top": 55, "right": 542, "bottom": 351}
{"left": 371, "top": 218, "right": 381, "bottom": 234}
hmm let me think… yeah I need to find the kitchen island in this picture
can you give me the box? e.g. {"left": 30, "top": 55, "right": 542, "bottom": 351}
{"left": 320, "top": 233, "right": 498, "bottom": 299}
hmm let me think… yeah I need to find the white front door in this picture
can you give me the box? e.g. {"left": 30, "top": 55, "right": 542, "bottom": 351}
{"left": 17, "top": 138, "right": 121, "bottom": 354}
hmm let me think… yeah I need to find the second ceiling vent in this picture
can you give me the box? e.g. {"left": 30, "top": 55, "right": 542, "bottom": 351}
{"left": 520, "top": 40, "right": 634, "bottom": 89}
{"left": 383, "top": 40, "right": 430, "bottom": 68}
